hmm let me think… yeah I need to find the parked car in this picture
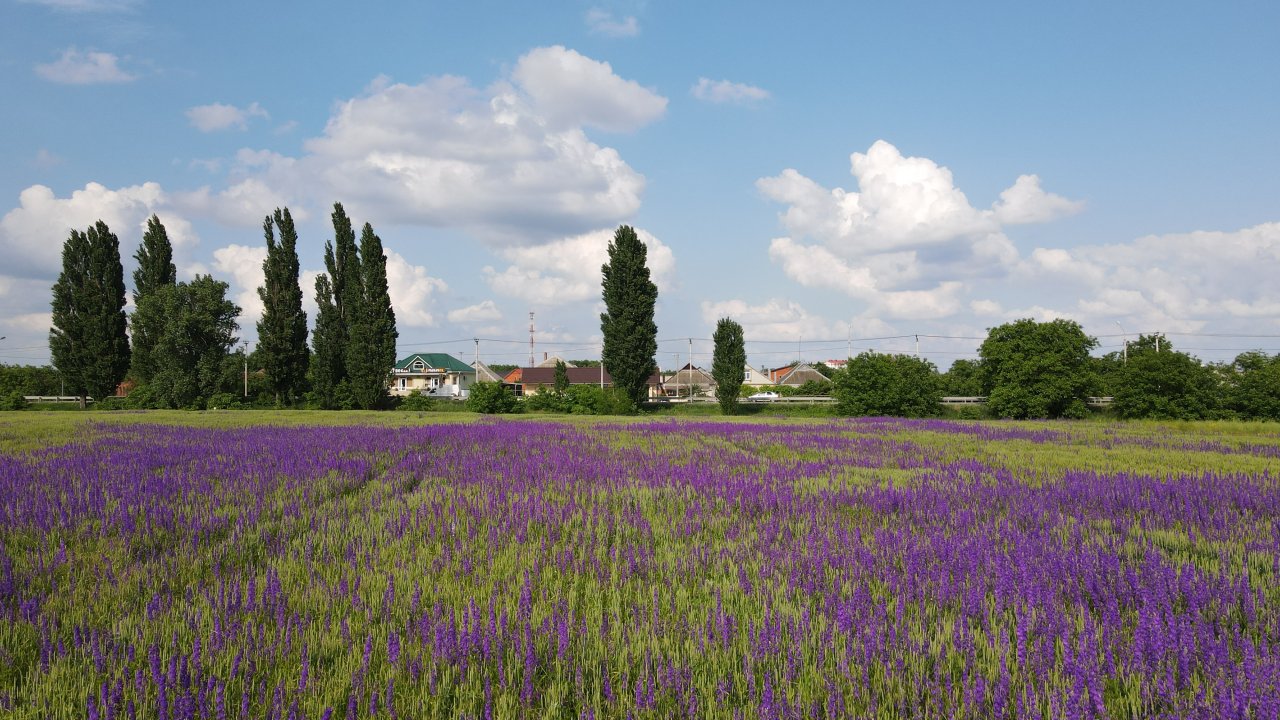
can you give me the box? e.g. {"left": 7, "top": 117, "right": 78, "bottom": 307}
{"left": 748, "top": 391, "right": 779, "bottom": 402}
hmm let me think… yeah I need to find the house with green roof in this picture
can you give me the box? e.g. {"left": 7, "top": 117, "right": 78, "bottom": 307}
{"left": 390, "top": 353, "right": 476, "bottom": 398}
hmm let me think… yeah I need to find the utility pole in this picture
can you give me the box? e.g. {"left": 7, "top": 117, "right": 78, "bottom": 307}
{"left": 1155, "top": 333, "right": 1161, "bottom": 353}
{"left": 473, "top": 338, "right": 480, "bottom": 380}
{"left": 1115, "top": 321, "right": 1128, "bottom": 364}
{"left": 241, "top": 342, "right": 248, "bottom": 397}
{"left": 915, "top": 335, "right": 920, "bottom": 359}
{"left": 599, "top": 343, "right": 604, "bottom": 389}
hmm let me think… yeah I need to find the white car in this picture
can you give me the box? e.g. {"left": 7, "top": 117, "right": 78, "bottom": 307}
{"left": 748, "top": 391, "right": 779, "bottom": 402}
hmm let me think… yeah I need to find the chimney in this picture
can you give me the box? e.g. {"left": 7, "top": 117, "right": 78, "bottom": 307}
{"left": 543, "top": 352, "right": 548, "bottom": 361}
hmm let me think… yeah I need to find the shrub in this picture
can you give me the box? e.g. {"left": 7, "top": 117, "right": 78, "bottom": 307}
{"left": 396, "top": 391, "right": 436, "bottom": 412}
{"left": 0, "top": 391, "right": 29, "bottom": 411}
{"left": 466, "top": 382, "right": 519, "bottom": 414}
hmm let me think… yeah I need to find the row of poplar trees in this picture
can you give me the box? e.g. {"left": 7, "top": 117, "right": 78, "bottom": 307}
{"left": 48, "top": 202, "right": 398, "bottom": 409}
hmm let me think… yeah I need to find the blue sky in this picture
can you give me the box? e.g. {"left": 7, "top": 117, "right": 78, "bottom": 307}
{"left": 3, "top": 0, "right": 1279, "bottom": 370}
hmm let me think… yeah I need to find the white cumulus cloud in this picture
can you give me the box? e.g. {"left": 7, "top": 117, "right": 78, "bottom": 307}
{"left": 757, "top": 140, "right": 1081, "bottom": 319}
{"left": 385, "top": 249, "right": 448, "bottom": 328}
{"left": 992, "top": 174, "right": 1084, "bottom": 225}
{"left": 447, "top": 300, "right": 503, "bottom": 324}
{"left": 186, "top": 102, "right": 269, "bottom": 132}
{"left": 35, "top": 48, "right": 135, "bottom": 84}
{"left": 0, "top": 182, "right": 197, "bottom": 279}
{"left": 1027, "top": 222, "right": 1280, "bottom": 335}
{"left": 258, "top": 48, "right": 664, "bottom": 242}
{"left": 691, "top": 78, "right": 770, "bottom": 104}
{"left": 483, "top": 227, "right": 674, "bottom": 306}
{"left": 699, "top": 298, "right": 841, "bottom": 342}
{"left": 212, "top": 244, "right": 267, "bottom": 325}
{"left": 511, "top": 46, "right": 666, "bottom": 133}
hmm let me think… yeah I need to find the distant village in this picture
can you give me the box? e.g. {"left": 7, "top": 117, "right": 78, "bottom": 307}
{"left": 391, "top": 352, "right": 839, "bottom": 401}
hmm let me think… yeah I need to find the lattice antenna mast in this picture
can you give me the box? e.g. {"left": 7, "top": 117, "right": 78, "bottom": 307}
{"left": 528, "top": 311, "right": 535, "bottom": 367}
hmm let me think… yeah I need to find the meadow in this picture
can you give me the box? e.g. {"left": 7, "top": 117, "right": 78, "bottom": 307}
{"left": 0, "top": 412, "right": 1277, "bottom": 719}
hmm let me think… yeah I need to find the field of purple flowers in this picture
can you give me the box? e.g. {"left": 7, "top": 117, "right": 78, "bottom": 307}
{"left": 1, "top": 417, "right": 1277, "bottom": 719}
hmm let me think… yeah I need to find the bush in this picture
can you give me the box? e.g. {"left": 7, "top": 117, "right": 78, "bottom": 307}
{"left": 396, "top": 391, "right": 435, "bottom": 412}
{"left": 523, "top": 390, "right": 567, "bottom": 413}
{"left": 567, "top": 385, "right": 635, "bottom": 415}
{"left": 0, "top": 391, "right": 29, "bottom": 411}
{"left": 466, "top": 382, "right": 519, "bottom": 414}
{"left": 205, "top": 392, "right": 245, "bottom": 410}
{"left": 520, "top": 386, "right": 636, "bottom": 415}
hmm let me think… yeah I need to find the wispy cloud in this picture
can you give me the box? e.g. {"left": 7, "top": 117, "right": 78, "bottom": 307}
{"left": 35, "top": 48, "right": 135, "bottom": 84}
{"left": 585, "top": 8, "right": 639, "bottom": 37}
{"left": 18, "top": 0, "right": 141, "bottom": 12}
{"left": 691, "top": 77, "right": 770, "bottom": 105}
{"left": 185, "top": 102, "right": 269, "bottom": 132}
{"left": 31, "top": 149, "right": 64, "bottom": 169}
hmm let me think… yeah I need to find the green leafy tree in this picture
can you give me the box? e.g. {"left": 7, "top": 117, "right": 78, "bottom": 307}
{"left": 132, "top": 276, "right": 240, "bottom": 408}
{"left": 1109, "top": 335, "right": 1218, "bottom": 420}
{"left": 1092, "top": 353, "right": 1125, "bottom": 397}
{"left": 711, "top": 317, "right": 746, "bottom": 415}
{"left": 600, "top": 225, "right": 658, "bottom": 406}
{"left": 466, "top": 381, "right": 518, "bottom": 414}
{"left": 1223, "top": 351, "right": 1280, "bottom": 420}
{"left": 941, "top": 358, "right": 984, "bottom": 396}
{"left": 256, "top": 208, "right": 310, "bottom": 405}
{"left": 347, "top": 222, "right": 396, "bottom": 410}
{"left": 834, "top": 351, "right": 942, "bottom": 417}
{"left": 129, "top": 215, "right": 178, "bottom": 384}
{"left": 49, "top": 221, "right": 130, "bottom": 406}
{"left": 0, "top": 365, "right": 61, "bottom": 397}
{"left": 979, "top": 318, "right": 1098, "bottom": 419}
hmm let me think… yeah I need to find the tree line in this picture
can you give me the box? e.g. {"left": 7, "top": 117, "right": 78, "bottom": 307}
{"left": 40, "top": 203, "right": 397, "bottom": 409}
{"left": 708, "top": 317, "right": 1280, "bottom": 421}
{"left": 13, "top": 218, "right": 1280, "bottom": 421}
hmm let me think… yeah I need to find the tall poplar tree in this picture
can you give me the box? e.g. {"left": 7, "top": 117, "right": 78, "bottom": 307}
{"left": 130, "top": 215, "right": 178, "bottom": 383}
{"left": 711, "top": 317, "right": 746, "bottom": 415}
{"left": 256, "top": 208, "right": 309, "bottom": 405}
{"left": 600, "top": 225, "right": 658, "bottom": 407}
{"left": 132, "top": 215, "right": 177, "bottom": 302}
{"left": 49, "top": 220, "right": 130, "bottom": 406}
{"left": 311, "top": 203, "right": 361, "bottom": 408}
{"left": 328, "top": 202, "right": 362, "bottom": 334}
{"left": 346, "top": 222, "right": 397, "bottom": 409}
{"left": 310, "top": 274, "right": 345, "bottom": 408}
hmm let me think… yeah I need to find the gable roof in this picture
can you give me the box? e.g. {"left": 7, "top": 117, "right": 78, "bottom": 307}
{"left": 472, "top": 360, "right": 504, "bottom": 383}
{"left": 665, "top": 366, "right": 716, "bottom": 387}
{"left": 394, "top": 353, "right": 474, "bottom": 373}
{"left": 775, "top": 363, "right": 828, "bottom": 386}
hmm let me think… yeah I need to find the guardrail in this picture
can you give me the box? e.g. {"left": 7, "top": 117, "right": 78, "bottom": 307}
{"left": 23, "top": 396, "right": 92, "bottom": 403}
